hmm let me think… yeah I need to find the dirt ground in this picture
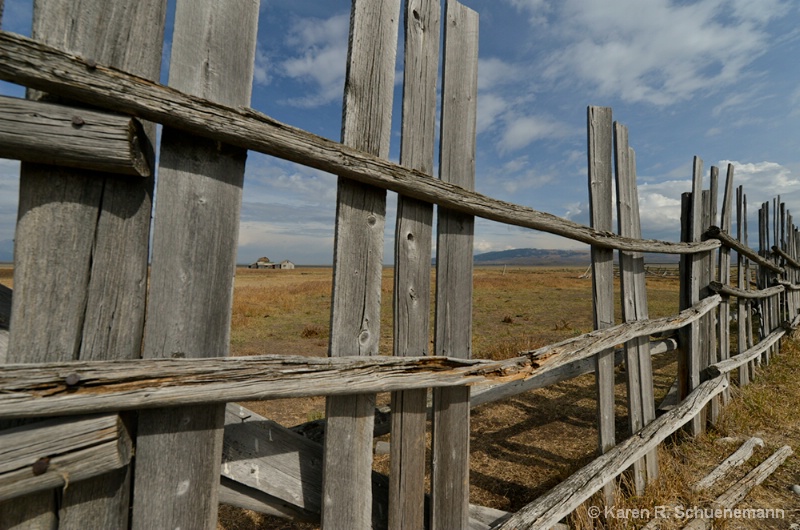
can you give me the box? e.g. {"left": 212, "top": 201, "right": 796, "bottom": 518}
{"left": 220, "top": 266, "right": 800, "bottom": 529}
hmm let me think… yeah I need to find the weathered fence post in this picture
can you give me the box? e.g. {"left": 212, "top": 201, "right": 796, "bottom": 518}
{"left": 614, "top": 123, "right": 657, "bottom": 492}
{"left": 736, "top": 186, "right": 752, "bottom": 386}
{"left": 132, "top": 1, "right": 259, "bottom": 528}
{"left": 587, "top": 106, "right": 616, "bottom": 504}
{"left": 431, "top": 2, "right": 478, "bottom": 528}
{"left": 679, "top": 156, "right": 705, "bottom": 435}
{"left": 390, "top": 1, "right": 440, "bottom": 528}
{"left": 716, "top": 164, "right": 734, "bottom": 406}
{"left": 322, "top": 1, "right": 400, "bottom": 528}
{"left": 0, "top": 1, "right": 165, "bottom": 527}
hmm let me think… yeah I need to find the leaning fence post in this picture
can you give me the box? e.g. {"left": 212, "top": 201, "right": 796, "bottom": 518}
{"left": 0, "top": 1, "right": 166, "bottom": 527}
{"left": 614, "top": 122, "right": 657, "bottom": 492}
{"left": 431, "top": 3, "right": 478, "bottom": 528}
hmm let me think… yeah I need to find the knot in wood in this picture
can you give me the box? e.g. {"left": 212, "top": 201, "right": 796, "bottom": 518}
{"left": 32, "top": 457, "right": 50, "bottom": 476}
{"left": 71, "top": 115, "right": 85, "bottom": 127}
{"left": 367, "top": 215, "right": 377, "bottom": 226}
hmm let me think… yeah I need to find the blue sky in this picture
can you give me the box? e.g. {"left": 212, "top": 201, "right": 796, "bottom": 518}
{"left": 1, "top": 0, "right": 799, "bottom": 264}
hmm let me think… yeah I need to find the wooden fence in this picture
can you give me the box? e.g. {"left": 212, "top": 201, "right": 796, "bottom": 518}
{"left": 0, "top": 1, "right": 797, "bottom": 529}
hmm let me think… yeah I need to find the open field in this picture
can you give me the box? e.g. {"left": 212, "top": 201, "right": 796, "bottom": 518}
{"left": 2, "top": 265, "right": 798, "bottom": 528}
{"left": 221, "top": 266, "right": 800, "bottom": 529}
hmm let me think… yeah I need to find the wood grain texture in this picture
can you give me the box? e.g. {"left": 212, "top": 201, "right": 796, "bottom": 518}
{"left": 1, "top": 1, "right": 165, "bottom": 528}
{"left": 614, "top": 125, "right": 657, "bottom": 491}
{"left": 0, "top": 96, "right": 150, "bottom": 176}
{"left": 682, "top": 445, "right": 793, "bottom": 530}
{"left": 390, "top": 2, "right": 440, "bottom": 527}
{"left": 0, "top": 31, "right": 724, "bottom": 255}
{"left": 323, "top": 1, "right": 400, "bottom": 528}
{"left": 431, "top": 3, "right": 478, "bottom": 528}
{"left": 691, "top": 437, "right": 763, "bottom": 493}
{"left": 132, "top": 2, "right": 258, "bottom": 529}
{"left": 0, "top": 297, "right": 721, "bottom": 420}
{"left": 0, "top": 414, "right": 130, "bottom": 502}
{"left": 717, "top": 165, "right": 734, "bottom": 404}
{"left": 496, "top": 376, "right": 729, "bottom": 530}
{"left": 678, "top": 157, "right": 705, "bottom": 436}
{"left": 587, "top": 106, "right": 616, "bottom": 504}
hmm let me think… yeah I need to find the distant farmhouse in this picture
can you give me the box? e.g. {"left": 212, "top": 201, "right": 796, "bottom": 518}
{"left": 248, "top": 257, "right": 295, "bottom": 270}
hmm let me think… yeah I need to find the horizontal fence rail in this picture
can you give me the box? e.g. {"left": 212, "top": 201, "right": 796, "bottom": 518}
{"left": 0, "top": 30, "right": 721, "bottom": 254}
{"left": 0, "top": 297, "right": 721, "bottom": 419}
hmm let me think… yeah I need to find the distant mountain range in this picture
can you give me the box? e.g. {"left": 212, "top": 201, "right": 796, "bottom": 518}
{"left": 473, "top": 248, "right": 591, "bottom": 266}
{"left": 472, "top": 248, "right": 682, "bottom": 266}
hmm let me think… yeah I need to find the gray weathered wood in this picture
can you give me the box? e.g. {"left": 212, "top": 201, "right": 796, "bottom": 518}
{"left": 0, "top": 95, "right": 150, "bottom": 176}
{"left": 0, "top": 297, "right": 721, "bottom": 420}
{"left": 679, "top": 157, "right": 705, "bottom": 436}
{"left": 615, "top": 125, "right": 657, "bottom": 492}
{"left": 717, "top": 165, "right": 734, "bottom": 405}
{"left": 0, "top": 414, "right": 130, "bottom": 502}
{"left": 691, "top": 437, "right": 763, "bottom": 493}
{"left": 496, "top": 376, "right": 728, "bottom": 530}
{"left": 705, "top": 226, "right": 784, "bottom": 274}
{"left": 682, "top": 445, "right": 793, "bottom": 530}
{"left": 587, "top": 106, "right": 616, "bottom": 504}
{"left": 708, "top": 281, "right": 783, "bottom": 299}
{"left": 1, "top": 1, "right": 165, "bottom": 528}
{"left": 0, "top": 283, "right": 8, "bottom": 360}
{"left": 736, "top": 186, "right": 751, "bottom": 385}
{"left": 431, "top": 3, "right": 478, "bottom": 527}
{"left": 132, "top": 2, "right": 259, "bottom": 529}
{"left": 390, "top": 1, "right": 440, "bottom": 528}
{"left": 704, "top": 322, "right": 788, "bottom": 378}
{"left": 0, "top": 30, "right": 724, "bottom": 255}
{"left": 323, "top": 1, "right": 400, "bottom": 528}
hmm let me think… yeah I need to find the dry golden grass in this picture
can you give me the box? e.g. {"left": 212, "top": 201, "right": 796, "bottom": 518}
{"left": 221, "top": 266, "right": 800, "bottom": 529}
{"left": 0, "top": 264, "right": 12, "bottom": 289}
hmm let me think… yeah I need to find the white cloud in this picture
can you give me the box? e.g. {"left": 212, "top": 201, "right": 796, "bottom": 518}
{"left": 499, "top": 115, "right": 571, "bottom": 153}
{"left": 476, "top": 93, "right": 509, "bottom": 134}
{"left": 540, "top": 0, "right": 788, "bottom": 106}
{"left": 478, "top": 58, "right": 521, "bottom": 91}
{"left": 278, "top": 13, "right": 350, "bottom": 108}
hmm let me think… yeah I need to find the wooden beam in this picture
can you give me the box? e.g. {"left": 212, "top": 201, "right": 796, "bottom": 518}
{"left": 322, "top": 1, "right": 400, "bottom": 528}
{"left": 431, "top": 4, "right": 479, "bottom": 527}
{"left": 0, "top": 95, "right": 150, "bottom": 176}
{"left": 0, "top": 1, "right": 165, "bottom": 527}
{"left": 587, "top": 106, "right": 616, "bottom": 504}
{"left": 705, "top": 226, "right": 784, "bottom": 274}
{"left": 708, "top": 281, "right": 784, "bottom": 299}
{"left": 691, "top": 437, "right": 763, "bottom": 493}
{"left": 131, "top": 2, "right": 259, "bottom": 528}
{"left": 0, "top": 297, "right": 721, "bottom": 420}
{"left": 0, "top": 414, "right": 131, "bottom": 502}
{"left": 0, "top": 30, "right": 723, "bottom": 255}
{"left": 496, "top": 376, "right": 728, "bottom": 530}
{"left": 390, "top": 1, "right": 440, "bottom": 528}
{"left": 682, "top": 446, "right": 793, "bottom": 530}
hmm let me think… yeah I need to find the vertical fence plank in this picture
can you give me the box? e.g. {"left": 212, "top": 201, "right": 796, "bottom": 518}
{"left": 132, "top": 1, "right": 259, "bottom": 528}
{"left": 679, "top": 156, "right": 705, "bottom": 435}
{"left": 1, "top": 1, "right": 166, "bottom": 528}
{"left": 717, "top": 164, "right": 734, "bottom": 404}
{"left": 322, "top": 1, "right": 400, "bottom": 528}
{"left": 431, "top": 2, "right": 478, "bottom": 528}
{"left": 736, "top": 186, "right": 751, "bottom": 385}
{"left": 614, "top": 124, "right": 644, "bottom": 493}
{"left": 587, "top": 106, "right": 616, "bottom": 504}
{"left": 390, "top": 1, "right": 440, "bottom": 528}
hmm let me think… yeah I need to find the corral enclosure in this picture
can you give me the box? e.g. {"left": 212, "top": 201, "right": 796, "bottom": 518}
{"left": 0, "top": 1, "right": 799, "bottom": 530}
